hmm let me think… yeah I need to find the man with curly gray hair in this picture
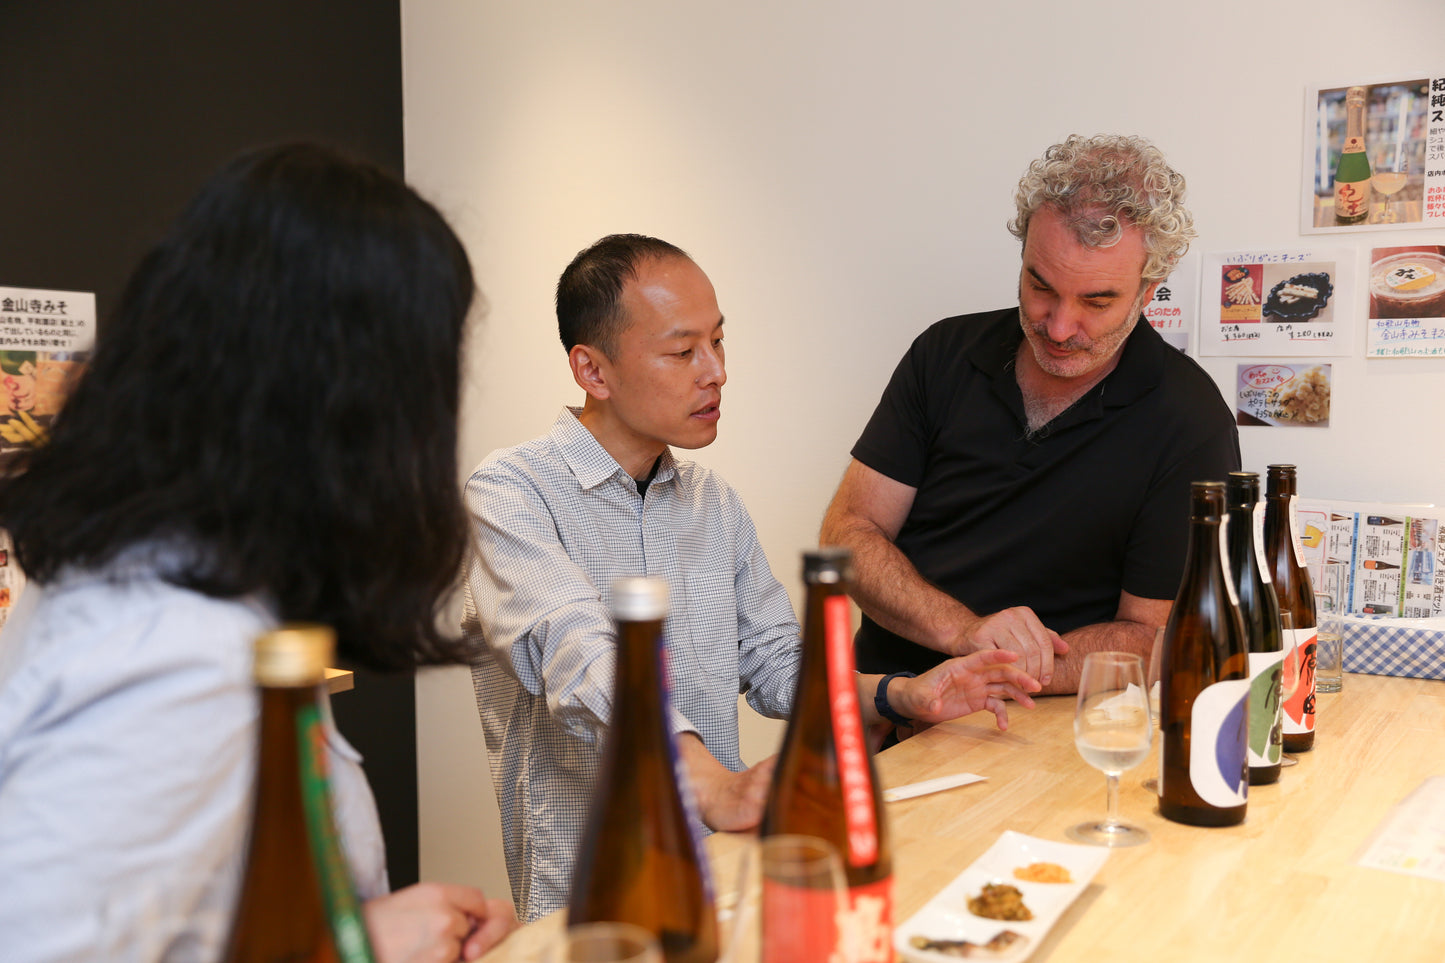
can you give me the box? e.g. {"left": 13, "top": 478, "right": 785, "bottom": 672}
{"left": 822, "top": 134, "right": 1239, "bottom": 700}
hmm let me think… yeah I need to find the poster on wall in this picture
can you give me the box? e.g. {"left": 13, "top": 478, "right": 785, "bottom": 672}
{"left": 1301, "top": 75, "right": 1442, "bottom": 234}
{"left": 1234, "top": 362, "right": 1332, "bottom": 428}
{"left": 0, "top": 528, "right": 21, "bottom": 632}
{"left": 1199, "top": 249, "right": 1355, "bottom": 356}
{"left": 0, "top": 285, "right": 96, "bottom": 473}
{"left": 1365, "top": 244, "right": 1445, "bottom": 356}
{"left": 1143, "top": 252, "right": 1197, "bottom": 353}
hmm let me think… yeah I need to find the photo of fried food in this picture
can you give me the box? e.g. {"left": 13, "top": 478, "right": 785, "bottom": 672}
{"left": 1012, "top": 861, "right": 1073, "bottom": 884}
{"left": 966, "top": 882, "right": 1034, "bottom": 921}
{"left": 1269, "top": 365, "right": 1330, "bottom": 424}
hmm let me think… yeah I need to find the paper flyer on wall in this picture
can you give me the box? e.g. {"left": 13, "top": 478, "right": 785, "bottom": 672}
{"left": 1142, "top": 252, "right": 1198, "bottom": 354}
{"left": 1234, "top": 362, "right": 1332, "bottom": 428}
{"left": 0, "top": 285, "right": 95, "bottom": 474}
{"left": 1365, "top": 243, "right": 1445, "bottom": 357}
{"left": 1298, "top": 499, "right": 1443, "bottom": 618}
{"left": 1301, "top": 75, "right": 1444, "bottom": 234}
{"left": 0, "top": 528, "right": 21, "bottom": 632}
{"left": 1199, "top": 248, "right": 1355, "bottom": 356}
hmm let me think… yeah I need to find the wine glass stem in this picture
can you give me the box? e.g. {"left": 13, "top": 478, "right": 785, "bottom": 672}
{"left": 1104, "top": 772, "right": 1121, "bottom": 828}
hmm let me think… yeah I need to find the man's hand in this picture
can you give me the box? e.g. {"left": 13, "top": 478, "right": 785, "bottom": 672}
{"left": 955, "top": 607, "right": 1069, "bottom": 688}
{"left": 363, "top": 882, "right": 518, "bottom": 962}
{"left": 891, "top": 649, "right": 1043, "bottom": 731}
{"left": 676, "top": 732, "right": 776, "bottom": 831}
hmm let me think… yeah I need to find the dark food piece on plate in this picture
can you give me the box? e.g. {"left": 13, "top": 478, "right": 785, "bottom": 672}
{"left": 967, "top": 882, "right": 1033, "bottom": 921}
{"left": 910, "top": 930, "right": 1028, "bottom": 958}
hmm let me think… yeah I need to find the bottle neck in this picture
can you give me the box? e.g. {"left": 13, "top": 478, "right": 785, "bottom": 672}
{"left": 611, "top": 618, "right": 668, "bottom": 726}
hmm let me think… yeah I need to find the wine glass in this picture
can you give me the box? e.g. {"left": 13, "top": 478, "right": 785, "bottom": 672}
{"left": 1068, "top": 651, "right": 1152, "bottom": 847}
{"left": 1370, "top": 143, "right": 1408, "bottom": 224}
{"left": 546, "top": 922, "right": 663, "bottom": 963}
{"left": 724, "top": 835, "right": 849, "bottom": 963}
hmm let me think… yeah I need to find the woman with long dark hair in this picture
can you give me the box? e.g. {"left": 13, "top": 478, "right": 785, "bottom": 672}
{"left": 0, "top": 143, "right": 515, "bottom": 961}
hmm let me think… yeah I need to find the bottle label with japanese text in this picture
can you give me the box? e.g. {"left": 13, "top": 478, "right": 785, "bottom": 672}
{"left": 1246, "top": 650, "right": 1285, "bottom": 768}
{"left": 1282, "top": 625, "right": 1318, "bottom": 736}
{"left": 824, "top": 594, "right": 878, "bottom": 868}
{"left": 761, "top": 876, "right": 892, "bottom": 963}
{"left": 1188, "top": 678, "right": 1249, "bottom": 808}
{"left": 296, "top": 700, "right": 376, "bottom": 963}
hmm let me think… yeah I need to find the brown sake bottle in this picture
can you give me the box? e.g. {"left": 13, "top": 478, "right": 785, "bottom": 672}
{"left": 568, "top": 577, "right": 718, "bottom": 963}
{"left": 223, "top": 625, "right": 376, "bottom": 963}
{"left": 1264, "top": 464, "right": 1317, "bottom": 752}
{"left": 760, "top": 548, "right": 893, "bottom": 963}
{"left": 1159, "top": 482, "right": 1250, "bottom": 828}
{"left": 1226, "top": 472, "right": 1286, "bottom": 786}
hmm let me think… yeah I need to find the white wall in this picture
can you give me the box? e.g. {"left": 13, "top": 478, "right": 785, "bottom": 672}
{"left": 401, "top": 0, "right": 1445, "bottom": 898}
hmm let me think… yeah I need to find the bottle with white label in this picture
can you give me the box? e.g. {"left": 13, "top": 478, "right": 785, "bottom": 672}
{"left": 1226, "top": 472, "right": 1285, "bottom": 786}
{"left": 1265, "top": 464, "right": 1317, "bottom": 753}
{"left": 1159, "top": 481, "right": 1250, "bottom": 827}
{"left": 761, "top": 548, "right": 892, "bottom": 963}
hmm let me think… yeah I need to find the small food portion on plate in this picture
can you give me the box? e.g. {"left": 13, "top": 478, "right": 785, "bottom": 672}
{"left": 909, "top": 931, "right": 1028, "bottom": 958}
{"left": 967, "top": 882, "right": 1033, "bottom": 921}
{"left": 1012, "top": 862, "right": 1072, "bottom": 884}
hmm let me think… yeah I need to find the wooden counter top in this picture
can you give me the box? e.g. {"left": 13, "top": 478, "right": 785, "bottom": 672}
{"left": 483, "top": 672, "right": 1445, "bottom": 961}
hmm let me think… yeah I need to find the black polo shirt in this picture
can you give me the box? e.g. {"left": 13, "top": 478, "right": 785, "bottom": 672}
{"left": 852, "top": 308, "right": 1240, "bottom": 675}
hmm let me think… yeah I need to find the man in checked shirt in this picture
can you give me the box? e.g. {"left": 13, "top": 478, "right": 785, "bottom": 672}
{"left": 462, "top": 234, "right": 1040, "bottom": 922}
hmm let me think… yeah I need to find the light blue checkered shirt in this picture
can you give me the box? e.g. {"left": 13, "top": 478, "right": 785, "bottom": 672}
{"left": 463, "top": 408, "right": 801, "bottom": 922}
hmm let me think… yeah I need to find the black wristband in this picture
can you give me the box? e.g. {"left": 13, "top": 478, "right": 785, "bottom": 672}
{"left": 874, "top": 671, "right": 917, "bottom": 726}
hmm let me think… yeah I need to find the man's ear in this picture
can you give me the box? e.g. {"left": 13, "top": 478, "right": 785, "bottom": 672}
{"left": 569, "top": 344, "right": 611, "bottom": 401}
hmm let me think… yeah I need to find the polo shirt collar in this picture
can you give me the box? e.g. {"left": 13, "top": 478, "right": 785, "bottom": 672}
{"left": 549, "top": 406, "right": 678, "bottom": 492}
{"left": 969, "top": 308, "right": 1164, "bottom": 412}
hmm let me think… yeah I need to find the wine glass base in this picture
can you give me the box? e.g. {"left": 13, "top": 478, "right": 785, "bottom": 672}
{"left": 1280, "top": 753, "right": 1299, "bottom": 768}
{"left": 1067, "top": 819, "right": 1149, "bottom": 848}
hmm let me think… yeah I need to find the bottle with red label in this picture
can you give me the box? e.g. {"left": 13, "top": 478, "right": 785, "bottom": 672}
{"left": 1264, "top": 464, "right": 1317, "bottom": 753}
{"left": 760, "top": 548, "right": 892, "bottom": 963}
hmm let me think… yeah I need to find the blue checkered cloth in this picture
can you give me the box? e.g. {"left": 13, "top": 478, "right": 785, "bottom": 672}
{"left": 1342, "top": 616, "right": 1445, "bottom": 681}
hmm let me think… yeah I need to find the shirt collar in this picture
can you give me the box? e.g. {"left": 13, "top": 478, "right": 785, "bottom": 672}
{"left": 968, "top": 308, "right": 1164, "bottom": 410}
{"left": 549, "top": 406, "right": 678, "bottom": 492}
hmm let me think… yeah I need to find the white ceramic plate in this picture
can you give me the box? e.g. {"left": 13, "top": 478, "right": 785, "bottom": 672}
{"left": 894, "top": 831, "right": 1109, "bottom": 962}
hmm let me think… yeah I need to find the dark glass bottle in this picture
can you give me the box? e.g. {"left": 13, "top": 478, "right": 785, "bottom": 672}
{"left": 761, "top": 548, "right": 892, "bottom": 963}
{"left": 568, "top": 577, "right": 718, "bottom": 963}
{"left": 1226, "top": 472, "right": 1285, "bottom": 786}
{"left": 1159, "top": 482, "right": 1250, "bottom": 828}
{"left": 223, "top": 625, "right": 376, "bottom": 963}
{"left": 1264, "top": 465, "right": 1317, "bottom": 752}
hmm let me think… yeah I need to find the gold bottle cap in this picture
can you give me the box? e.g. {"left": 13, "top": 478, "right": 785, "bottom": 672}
{"left": 610, "top": 577, "right": 668, "bottom": 621}
{"left": 253, "top": 624, "right": 335, "bottom": 686}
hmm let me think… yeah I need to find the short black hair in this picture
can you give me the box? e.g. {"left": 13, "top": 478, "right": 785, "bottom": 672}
{"left": 555, "top": 234, "right": 689, "bottom": 357}
{"left": 0, "top": 142, "right": 477, "bottom": 671}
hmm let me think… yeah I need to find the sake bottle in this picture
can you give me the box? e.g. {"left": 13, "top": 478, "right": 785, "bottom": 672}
{"left": 1159, "top": 482, "right": 1250, "bottom": 827}
{"left": 1333, "top": 86, "right": 1372, "bottom": 226}
{"left": 1226, "top": 472, "right": 1285, "bottom": 786}
{"left": 568, "top": 577, "right": 718, "bottom": 963}
{"left": 761, "top": 548, "right": 892, "bottom": 963}
{"left": 1264, "top": 464, "right": 1317, "bottom": 752}
{"left": 223, "top": 625, "right": 376, "bottom": 963}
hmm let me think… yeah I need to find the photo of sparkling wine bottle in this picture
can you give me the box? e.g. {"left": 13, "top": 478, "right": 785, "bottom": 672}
{"left": 1159, "top": 482, "right": 1250, "bottom": 828}
{"left": 1225, "top": 472, "right": 1285, "bottom": 786}
{"left": 1264, "top": 465, "right": 1317, "bottom": 753}
{"left": 568, "top": 577, "right": 718, "bottom": 963}
{"left": 1333, "top": 85, "right": 1372, "bottom": 226}
{"left": 223, "top": 625, "right": 376, "bottom": 963}
{"left": 761, "top": 548, "right": 893, "bottom": 963}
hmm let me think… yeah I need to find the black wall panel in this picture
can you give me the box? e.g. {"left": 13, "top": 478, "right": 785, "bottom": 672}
{"left": 0, "top": 0, "right": 420, "bottom": 888}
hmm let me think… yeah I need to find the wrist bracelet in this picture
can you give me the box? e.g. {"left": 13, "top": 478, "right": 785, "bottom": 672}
{"left": 874, "top": 670, "right": 918, "bottom": 726}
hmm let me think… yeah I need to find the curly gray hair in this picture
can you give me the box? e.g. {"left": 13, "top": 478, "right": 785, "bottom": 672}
{"left": 1008, "top": 134, "right": 1195, "bottom": 283}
